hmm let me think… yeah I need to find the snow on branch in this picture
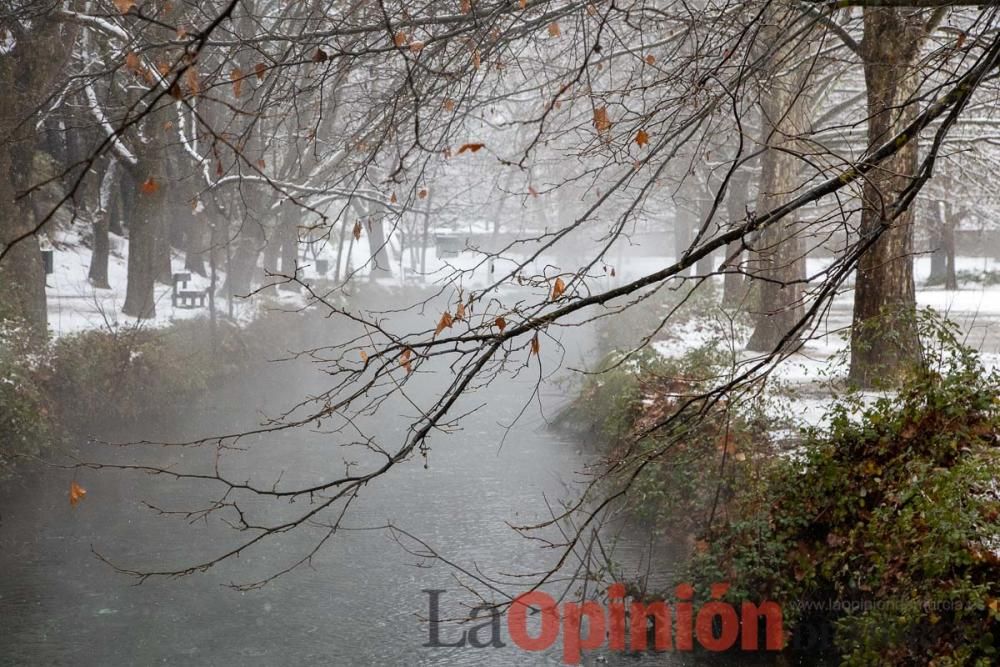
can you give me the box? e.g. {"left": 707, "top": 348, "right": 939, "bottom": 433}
{"left": 84, "top": 81, "right": 138, "bottom": 167}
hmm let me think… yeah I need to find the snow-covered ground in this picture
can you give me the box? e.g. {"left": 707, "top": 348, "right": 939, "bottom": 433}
{"left": 43, "top": 227, "right": 1000, "bottom": 430}
{"left": 42, "top": 226, "right": 593, "bottom": 337}
{"left": 646, "top": 255, "right": 1000, "bottom": 431}
{"left": 46, "top": 229, "right": 213, "bottom": 336}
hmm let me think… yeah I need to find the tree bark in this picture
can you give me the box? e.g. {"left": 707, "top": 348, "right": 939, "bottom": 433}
{"left": 0, "top": 135, "right": 47, "bottom": 333}
{"left": 744, "top": 127, "right": 807, "bottom": 352}
{"left": 942, "top": 216, "right": 957, "bottom": 291}
{"left": 673, "top": 210, "right": 692, "bottom": 277}
{"left": 122, "top": 162, "right": 164, "bottom": 319}
{"left": 88, "top": 209, "right": 111, "bottom": 289}
{"left": 746, "top": 11, "right": 809, "bottom": 353}
{"left": 278, "top": 216, "right": 299, "bottom": 291}
{"left": 695, "top": 195, "right": 717, "bottom": 277}
{"left": 0, "top": 14, "right": 71, "bottom": 336}
{"left": 367, "top": 214, "right": 392, "bottom": 279}
{"left": 88, "top": 159, "right": 117, "bottom": 289}
{"left": 928, "top": 218, "right": 947, "bottom": 286}
{"left": 184, "top": 218, "right": 207, "bottom": 277}
{"left": 927, "top": 200, "right": 960, "bottom": 290}
{"left": 260, "top": 224, "right": 281, "bottom": 295}
{"left": 849, "top": 8, "right": 924, "bottom": 387}
{"left": 722, "top": 169, "right": 752, "bottom": 307}
{"left": 224, "top": 216, "right": 265, "bottom": 297}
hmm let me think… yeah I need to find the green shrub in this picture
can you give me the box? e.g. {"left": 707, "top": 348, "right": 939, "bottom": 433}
{"left": 559, "top": 340, "right": 772, "bottom": 539}
{"left": 690, "top": 318, "right": 1000, "bottom": 665}
{"left": 45, "top": 318, "right": 250, "bottom": 430}
{"left": 0, "top": 320, "right": 54, "bottom": 477}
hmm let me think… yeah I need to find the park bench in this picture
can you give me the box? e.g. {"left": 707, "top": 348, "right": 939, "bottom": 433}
{"left": 171, "top": 272, "right": 207, "bottom": 309}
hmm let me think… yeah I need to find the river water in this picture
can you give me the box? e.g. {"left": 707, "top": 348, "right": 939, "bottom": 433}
{"left": 0, "top": 302, "right": 799, "bottom": 666}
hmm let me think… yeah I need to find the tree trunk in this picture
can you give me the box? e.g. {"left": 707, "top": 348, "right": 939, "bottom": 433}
{"left": 367, "top": 214, "right": 392, "bottom": 279}
{"left": 335, "top": 213, "right": 349, "bottom": 282}
{"left": 420, "top": 193, "right": 433, "bottom": 277}
{"left": 722, "top": 170, "right": 751, "bottom": 307}
{"left": 89, "top": 159, "right": 117, "bottom": 289}
{"left": 260, "top": 224, "right": 281, "bottom": 295}
{"left": 122, "top": 163, "right": 164, "bottom": 319}
{"left": 112, "top": 173, "right": 133, "bottom": 237}
{"left": 849, "top": 8, "right": 924, "bottom": 387}
{"left": 89, "top": 210, "right": 111, "bottom": 289}
{"left": 744, "top": 139, "right": 807, "bottom": 352}
{"left": 942, "top": 209, "right": 958, "bottom": 291}
{"left": 673, "top": 212, "right": 692, "bottom": 277}
{"left": 154, "top": 200, "right": 173, "bottom": 285}
{"left": 695, "top": 195, "right": 717, "bottom": 277}
{"left": 184, "top": 219, "right": 207, "bottom": 277}
{"left": 0, "top": 189, "right": 47, "bottom": 334}
{"left": 0, "top": 133, "right": 47, "bottom": 334}
{"left": 0, "top": 15, "right": 70, "bottom": 336}
{"left": 928, "top": 226, "right": 947, "bottom": 286}
{"left": 278, "top": 216, "right": 299, "bottom": 291}
{"left": 746, "top": 13, "right": 809, "bottom": 353}
{"left": 224, "top": 217, "right": 265, "bottom": 297}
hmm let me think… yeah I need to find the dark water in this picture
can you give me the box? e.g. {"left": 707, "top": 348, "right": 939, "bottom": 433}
{"left": 0, "top": 305, "right": 801, "bottom": 666}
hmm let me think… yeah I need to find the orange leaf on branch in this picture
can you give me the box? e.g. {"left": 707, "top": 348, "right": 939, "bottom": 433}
{"left": 352, "top": 221, "right": 362, "bottom": 240}
{"left": 593, "top": 105, "right": 611, "bottom": 134}
{"left": 230, "top": 67, "right": 243, "bottom": 97}
{"left": 185, "top": 67, "right": 200, "bottom": 96}
{"left": 530, "top": 333, "right": 540, "bottom": 355}
{"left": 457, "top": 143, "right": 485, "bottom": 154}
{"left": 435, "top": 311, "right": 454, "bottom": 336}
{"left": 551, "top": 276, "right": 566, "bottom": 300}
{"left": 635, "top": 129, "right": 650, "bottom": 147}
{"left": 125, "top": 52, "right": 141, "bottom": 73}
{"left": 548, "top": 22, "right": 561, "bottom": 38}
{"left": 113, "top": 0, "right": 135, "bottom": 14}
{"left": 399, "top": 348, "right": 413, "bottom": 374}
{"left": 495, "top": 316, "right": 507, "bottom": 332}
{"left": 393, "top": 31, "right": 407, "bottom": 47}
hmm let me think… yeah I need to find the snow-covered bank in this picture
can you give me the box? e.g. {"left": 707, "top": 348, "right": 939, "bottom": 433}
{"left": 647, "top": 274, "right": 1000, "bottom": 431}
